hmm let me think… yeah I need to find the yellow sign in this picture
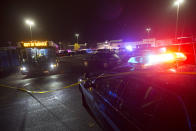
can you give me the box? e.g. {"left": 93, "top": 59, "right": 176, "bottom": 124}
{"left": 22, "top": 41, "right": 48, "bottom": 47}
{"left": 74, "top": 43, "right": 80, "bottom": 51}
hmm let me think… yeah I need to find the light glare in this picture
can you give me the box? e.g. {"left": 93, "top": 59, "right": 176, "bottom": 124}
{"left": 50, "top": 64, "right": 57, "bottom": 69}
{"left": 169, "top": 68, "right": 177, "bottom": 73}
{"left": 147, "top": 53, "right": 175, "bottom": 65}
{"left": 175, "top": 52, "right": 187, "bottom": 61}
{"left": 25, "top": 20, "right": 34, "bottom": 26}
{"left": 20, "top": 66, "right": 26, "bottom": 71}
{"left": 174, "top": 0, "right": 184, "bottom": 6}
{"left": 160, "top": 47, "right": 167, "bottom": 53}
{"left": 146, "top": 28, "right": 151, "bottom": 32}
{"left": 125, "top": 45, "right": 133, "bottom": 51}
{"left": 75, "top": 33, "right": 79, "bottom": 37}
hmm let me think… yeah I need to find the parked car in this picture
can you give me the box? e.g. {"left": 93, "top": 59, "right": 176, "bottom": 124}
{"left": 79, "top": 70, "right": 192, "bottom": 131}
{"left": 83, "top": 52, "right": 121, "bottom": 72}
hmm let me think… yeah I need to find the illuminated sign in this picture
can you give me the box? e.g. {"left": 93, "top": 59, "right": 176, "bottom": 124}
{"left": 22, "top": 41, "right": 48, "bottom": 47}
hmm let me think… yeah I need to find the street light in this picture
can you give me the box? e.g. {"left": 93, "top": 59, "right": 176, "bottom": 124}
{"left": 146, "top": 27, "right": 151, "bottom": 38}
{"left": 174, "top": 0, "right": 184, "bottom": 6}
{"left": 174, "top": 0, "right": 184, "bottom": 39}
{"left": 25, "top": 19, "right": 34, "bottom": 40}
{"left": 75, "top": 33, "right": 79, "bottom": 43}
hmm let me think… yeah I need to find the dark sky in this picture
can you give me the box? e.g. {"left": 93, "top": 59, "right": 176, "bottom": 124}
{"left": 0, "top": 0, "right": 196, "bottom": 44}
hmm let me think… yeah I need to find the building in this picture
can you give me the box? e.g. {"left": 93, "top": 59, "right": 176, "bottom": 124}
{"left": 97, "top": 37, "right": 196, "bottom": 50}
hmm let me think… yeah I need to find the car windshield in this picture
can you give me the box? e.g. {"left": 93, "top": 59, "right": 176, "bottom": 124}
{"left": 21, "top": 48, "right": 55, "bottom": 63}
{"left": 26, "top": 48, "right": 55, "bottom": 62}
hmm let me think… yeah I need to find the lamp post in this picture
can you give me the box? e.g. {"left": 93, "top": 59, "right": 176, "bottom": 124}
{"left": 75, "top": 33, "right": 79, "bottom": 43}
{"left": 174, "top": 0, "right": 184, "bottom": 40}
{"left": 146, "top": 27, "right": 151, "bottom": 38}
{"left": 25, "top": 19, "right": 34, "bottom": 40}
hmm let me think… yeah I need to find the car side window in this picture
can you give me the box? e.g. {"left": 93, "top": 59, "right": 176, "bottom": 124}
{"left": 94, "top": 76, "right": 127, "bottom": 107}
{"left": 94, "top": 77, "right": 110, "bottom": 96}
{"left": 120, "top": 78, "right": 164, "bottom": 128}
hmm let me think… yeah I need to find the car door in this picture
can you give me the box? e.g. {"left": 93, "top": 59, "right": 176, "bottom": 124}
{"left": 92, "top": 76, "right": 122, "bottom": 131}
{"left": 118, "top": 77, "right": 163, "bottom": 130}
{"left": 102, "top": 76, "right": 140, "bottom": 131}
{"left": 93, "top": 76, "right": 140, "bottom": 131}
{"left": 118, "top": 76, "right": 189, "bottom": 131}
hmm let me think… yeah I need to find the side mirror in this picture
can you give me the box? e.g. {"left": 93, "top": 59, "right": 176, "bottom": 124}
{"left": 82, "top": 73, "right": 95, "bottom": 89}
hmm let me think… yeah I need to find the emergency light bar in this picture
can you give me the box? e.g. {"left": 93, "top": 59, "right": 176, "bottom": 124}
{"left": 146, "top": 52, "right": 186, "bottom": 66}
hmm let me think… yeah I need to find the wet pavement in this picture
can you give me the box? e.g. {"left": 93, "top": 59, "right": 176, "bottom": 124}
{"left": 0, "top": 57, "right": 102, "bottom": 131}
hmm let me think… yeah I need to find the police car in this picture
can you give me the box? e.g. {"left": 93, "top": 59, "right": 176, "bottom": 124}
{"left": 79, "top": 51, "right": 194, "bottom": 131}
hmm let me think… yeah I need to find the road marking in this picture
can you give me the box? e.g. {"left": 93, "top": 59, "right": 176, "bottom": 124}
{"left": 0, "top": 84, "right": 19, "bottom": 90}
{"left": 1, "top": 71, "right": 196, "bottom": 94}
{"left": 0, "top": 81, "right": 83, "bottom": 94}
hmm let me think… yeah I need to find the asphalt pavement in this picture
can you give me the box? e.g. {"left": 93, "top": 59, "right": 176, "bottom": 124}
{"left": 0, "top": 56, "right": 102, "bottom": 131}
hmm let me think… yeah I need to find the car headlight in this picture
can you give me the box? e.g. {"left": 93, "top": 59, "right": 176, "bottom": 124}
{"left": 20, "top": 66, "right": 26, "bottom": 71}
{"left": 50, "top": 64, "right": 57, "bottom": 69}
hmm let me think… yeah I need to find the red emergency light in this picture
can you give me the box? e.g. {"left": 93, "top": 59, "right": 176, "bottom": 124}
{"left": 145, "top": 52, "right": 187, "bottom": 66}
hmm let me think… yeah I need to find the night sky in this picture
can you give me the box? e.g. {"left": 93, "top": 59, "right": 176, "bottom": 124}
{"left": 0, "top": 0, "right": 196, "bottom": 44}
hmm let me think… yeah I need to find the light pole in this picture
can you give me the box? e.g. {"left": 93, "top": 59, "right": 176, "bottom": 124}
{"left": 25, "top": 19, "right": 34, "bottom": 40}
{"left": 174, "top": 0, "right": 184, "bottom": 40}
{"left": 75, "top": 33, "right": 79, "bottom": 43}
{"left": 146, "top": 27, "right": 151, "bottom": 38}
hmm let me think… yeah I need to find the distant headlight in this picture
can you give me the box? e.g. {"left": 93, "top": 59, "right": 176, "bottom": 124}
{"left": 50, "top": 64, "right": 57, "bottom": 69}
{"left": 20, "top": 66, "right": 26, "bottom": 71}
